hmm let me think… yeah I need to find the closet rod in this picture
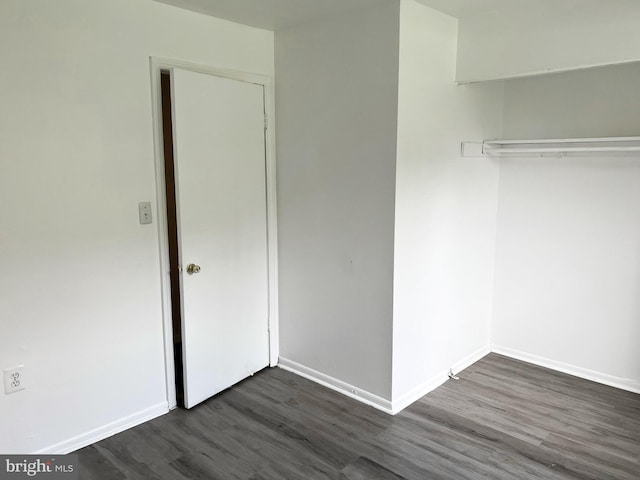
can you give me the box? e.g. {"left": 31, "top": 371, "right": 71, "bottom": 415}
{"left": 484, "top": 136, "right": 640, "bottom": 146}
{"left": 484, "top": 146, "right": 640, "bottom": 155}
{"left": 460, "top": 136, "right": 640, "bottom": 158}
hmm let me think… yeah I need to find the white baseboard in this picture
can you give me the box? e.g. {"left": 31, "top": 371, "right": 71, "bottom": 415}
{"left": 390, "top": 372, "right": 447, "bottom": 415}
{"left": 452, "top": 344, "right": 492, "bottom": 376}
{"left": 492, "top": 345, "right": 640, "bottom": 395}
{"left": 34, "top": 402, "right": 169, "bottom": 454}
{"left": 278, "top": 358, "right": 393, "bottom": 414}
{"left": 280, "top": 346, "right": 492, "bottom": 416}
{"left": 391, "top": 344, "right": 491, "bottom": 414}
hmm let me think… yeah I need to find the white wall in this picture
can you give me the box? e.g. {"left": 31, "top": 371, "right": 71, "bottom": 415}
{"left": 275, "top": 2, "right": 400, "bottom": 401}
{"left": 493, "top": 63, "right": 640, "bottom": 392}
{"left": 456, "top": 0, "right": 640, "bottom": 83}
{"left": 392, "top": 0, "right": 503, "bottom": 406}
{"left": 0, "top": 0, "right": 273, "bottom": 453}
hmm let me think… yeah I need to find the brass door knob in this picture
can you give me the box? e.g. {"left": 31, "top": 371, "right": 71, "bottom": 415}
{"left": 186, "top": 263, "right": 201, "bottom": 275}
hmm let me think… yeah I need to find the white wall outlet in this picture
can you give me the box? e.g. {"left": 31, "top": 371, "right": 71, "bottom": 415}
{"left": 138, "top": 201, "right": 152, "bottom": 225}
{"left": 4, "top": 365, "right": 25, "bottom": 394}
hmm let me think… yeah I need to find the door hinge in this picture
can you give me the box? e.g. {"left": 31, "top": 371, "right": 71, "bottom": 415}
{"left": 264, "top": 113, "right": 268, "bottom": 130}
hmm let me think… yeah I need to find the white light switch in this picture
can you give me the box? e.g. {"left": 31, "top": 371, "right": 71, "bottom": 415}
{"left": 139, "top": 202, "right": 152, "bottom": 225}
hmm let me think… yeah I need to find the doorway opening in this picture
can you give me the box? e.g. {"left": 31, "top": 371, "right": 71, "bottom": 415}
{"left": 151, "top": 59, "right": 279, "bottom": 411}
{"left": 160, "top": 70, "right": 185, "bottom": 407}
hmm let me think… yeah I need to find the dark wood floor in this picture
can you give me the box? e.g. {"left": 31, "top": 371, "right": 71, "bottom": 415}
{"left": 77, "top": 354, "right": 640, "bottom": 479}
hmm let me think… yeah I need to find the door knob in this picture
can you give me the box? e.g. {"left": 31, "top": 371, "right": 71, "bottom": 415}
{"left": 186, "top": 263, "right": 201, "bottom": 275}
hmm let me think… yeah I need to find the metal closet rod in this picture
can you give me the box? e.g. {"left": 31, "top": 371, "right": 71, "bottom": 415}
{"left": 461, "top": 136, "right": 640, "bottom": 157}
{"left": 484, "top": 136, "right": 640, "bottom": 145}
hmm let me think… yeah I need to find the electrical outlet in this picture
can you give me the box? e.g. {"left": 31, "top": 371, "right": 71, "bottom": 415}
{"left": 4, "top": 366, "right": 25, "bottom": 394}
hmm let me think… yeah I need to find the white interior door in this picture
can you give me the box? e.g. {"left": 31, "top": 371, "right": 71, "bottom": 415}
{"left": 171, "top": 68, "right": 269, "bottom": 409}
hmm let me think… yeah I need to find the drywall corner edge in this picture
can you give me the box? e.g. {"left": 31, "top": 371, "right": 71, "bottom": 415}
{"left": 390, "top": 345, "right": 491, "bottom": 414}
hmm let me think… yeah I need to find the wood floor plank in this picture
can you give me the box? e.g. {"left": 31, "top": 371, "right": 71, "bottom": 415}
{"left": 341, "top": 457, "right": 408, "bottom": 480}
{"left": 77, "top": 445, "right": 127, "bottom": 480}
{"left": 77, "top": 354, "right": 640, "bottom": 479}
{"left": 169, "top": 451, "right": 254, "bottom": 480}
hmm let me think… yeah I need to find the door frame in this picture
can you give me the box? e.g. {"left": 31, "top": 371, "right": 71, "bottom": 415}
{"left": 149, "top": 57, "right": 279, "bottom": 409}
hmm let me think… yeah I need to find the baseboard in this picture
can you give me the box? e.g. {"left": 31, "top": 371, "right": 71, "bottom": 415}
{"left": 492, "top": 345, "right": 640, "bottom": 395}
{"left": 390, "top": 344, "right": 491, "bottom": 414}
{"left": 278, "top": 358, "right": 393, "bottom": 415}
{"left": 34, "top": 402, "right": 169, "bottom": 454}
{"left": 452, "top": 344, "right": 492, "bottom": 377}
{"left": 390, "top": 372, "right": 447, "bottom": 415}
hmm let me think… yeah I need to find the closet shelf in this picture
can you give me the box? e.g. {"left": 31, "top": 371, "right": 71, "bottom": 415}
{"left": 461, "top": 136, "right": 640, "bottom": 158}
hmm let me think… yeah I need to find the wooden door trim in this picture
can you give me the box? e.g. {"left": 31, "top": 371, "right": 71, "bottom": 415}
{"left": 149, "top": 57, "right": 279, "bottom": 409}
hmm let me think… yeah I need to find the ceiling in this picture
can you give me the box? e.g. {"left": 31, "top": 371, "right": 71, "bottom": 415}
{"left": 153, "top": 0, "right": 393, "bottom": 31}
{"left": 152, "top": 0, "right": 589, "bottom": 30}
{"left": 416, "top": 0, "right": 537, "bottom": 18}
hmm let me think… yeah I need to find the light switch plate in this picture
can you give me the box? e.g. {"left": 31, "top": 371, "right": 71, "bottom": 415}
{"left": 139, "top": 202, "right": 152, "bottom": 225}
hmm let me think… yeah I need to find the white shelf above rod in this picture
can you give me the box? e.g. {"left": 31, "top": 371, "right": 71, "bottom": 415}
{"left": 461, "top": 136, "right": 640, "bottom": 158}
